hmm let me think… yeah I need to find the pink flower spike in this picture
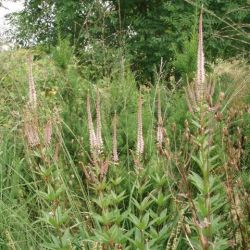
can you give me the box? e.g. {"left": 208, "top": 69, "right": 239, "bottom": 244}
{"left": 87, "top": 95, "right": 97, "bottom": 154}
{"left": 28, "top": 55, "right": 37, "bottom": 110}
{"left": 95, "top": 89, "right": 103, "bottom": 152}
{"left": 196, "top": 10, "right": 205, "bottom": 102}
{"left": 136, "top": 92, "right": 144, "bottom": 156}
{"left": 112, "top": 112, "right": 119, "bottom": 163}
{"left": 156, "top": 89, "right": 163, "bottom": 148}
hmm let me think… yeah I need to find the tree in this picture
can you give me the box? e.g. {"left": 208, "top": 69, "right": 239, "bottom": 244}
{"left": 7, "top": 0, "right": 250, "bottom": 82}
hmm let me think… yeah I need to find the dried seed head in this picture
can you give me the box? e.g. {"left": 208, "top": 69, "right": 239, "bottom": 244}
{"left": 28, "top": 55, "right": 37, "bottom": 110}
{"left": 136, "top": 92, "right": 144, "bottom": 156}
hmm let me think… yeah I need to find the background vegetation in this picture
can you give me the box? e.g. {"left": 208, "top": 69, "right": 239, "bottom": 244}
{"left": 6, "top": 0, "right": 250, "bottom": 81}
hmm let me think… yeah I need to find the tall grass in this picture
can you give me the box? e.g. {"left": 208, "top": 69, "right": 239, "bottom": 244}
{"left": 0, "top": 13, "right": 250, "bottom": 250}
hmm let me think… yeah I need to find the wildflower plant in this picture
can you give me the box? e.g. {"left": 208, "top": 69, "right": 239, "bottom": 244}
{"left": 184, "top": 11, "right": 229, "bottom": 250}
{"left": 1, "top": 8, "right": 250, "bottom": 250}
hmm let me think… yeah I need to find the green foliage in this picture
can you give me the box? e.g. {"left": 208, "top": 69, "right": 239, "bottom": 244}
{"left": 0, "top": 46, "right": 250, "bottom": 249}
{"left": 52, "top": 37, "right": 74, "bottom": 70}
{"left": 7, "top": 0, "right": 250, "bottom": 82}
{"left": 189, "top": 104, "right": 228, "bottom": 249}
{"left": 174, "top": 30, "right": 198, "bottom": 83}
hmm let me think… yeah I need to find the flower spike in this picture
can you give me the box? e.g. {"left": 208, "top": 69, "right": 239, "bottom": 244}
{"left": 96, "top": 89, "right": 103, "bottom": 152}
{"left": 156, "top": 88, "right": 163, "bottom": 149}
{"left": 196, "top": 10, "right": 205, "bottom": 102}
{"left": 112, "top": 112, "right": 119, "bottom": 163}
{"left": 136, "top": 91, "right": 144, "bottom": 156}
{"left": 87, "top": 94, "right": 97, "bottom": 155}
{"left": 28, "top": 55, "right": 37, "bottom": 110}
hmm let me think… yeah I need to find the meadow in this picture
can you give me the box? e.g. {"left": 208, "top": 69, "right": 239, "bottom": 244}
{"left": 0, "top": 11, "right": 250, "bottom": 250}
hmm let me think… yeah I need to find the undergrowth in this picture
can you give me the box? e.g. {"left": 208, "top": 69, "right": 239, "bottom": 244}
{"left": 0, "top": 14, "right": 249, "bottom": 250}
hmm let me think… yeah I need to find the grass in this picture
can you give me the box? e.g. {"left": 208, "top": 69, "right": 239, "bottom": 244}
{"left": 0, "top": 23, "right": 250, "bottom": 249}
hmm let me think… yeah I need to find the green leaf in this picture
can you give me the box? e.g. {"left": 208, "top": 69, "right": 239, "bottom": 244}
{"left": 190, "top": 171, "right": 204, "bottom": 193}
